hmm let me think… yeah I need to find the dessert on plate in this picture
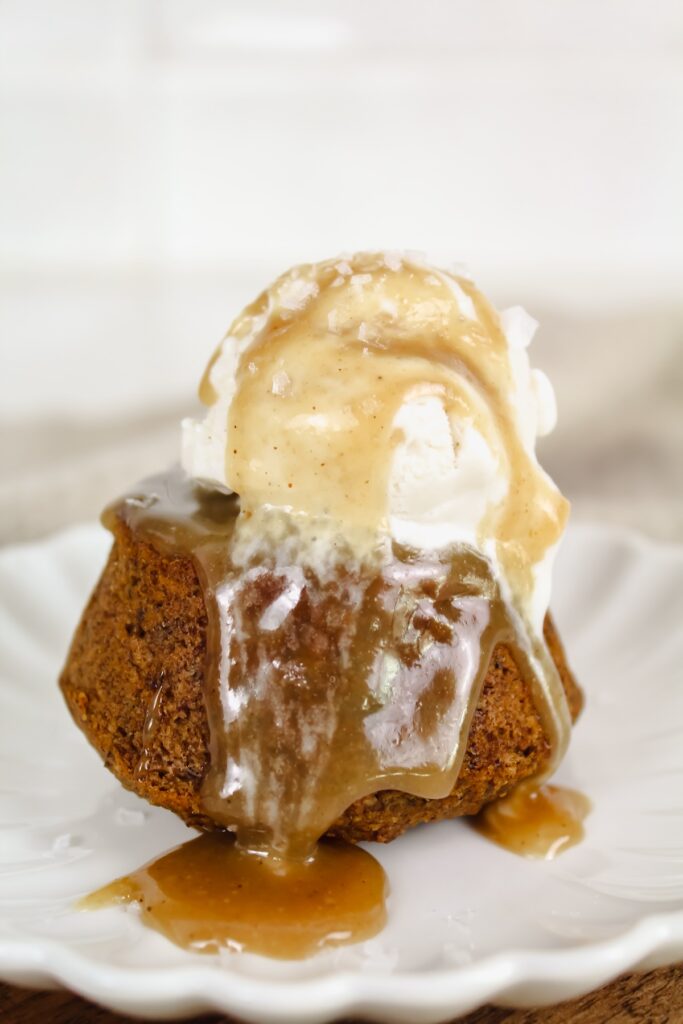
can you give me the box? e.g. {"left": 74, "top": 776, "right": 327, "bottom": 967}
{"left": 60, "top": 252, "right": 585, "bottom": 958}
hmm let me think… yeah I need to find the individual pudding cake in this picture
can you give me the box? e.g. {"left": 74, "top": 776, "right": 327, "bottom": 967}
{"left": 61, "top": 252, "right": 584, "bottom": 957}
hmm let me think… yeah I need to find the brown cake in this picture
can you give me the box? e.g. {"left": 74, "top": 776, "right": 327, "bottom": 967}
{"left": 60, "top": 512, "right": 582, "bottom": 844}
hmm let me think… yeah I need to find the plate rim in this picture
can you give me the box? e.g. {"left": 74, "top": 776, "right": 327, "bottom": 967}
{"left": 1, "top": 909, "right": 682, "bottom": 1021}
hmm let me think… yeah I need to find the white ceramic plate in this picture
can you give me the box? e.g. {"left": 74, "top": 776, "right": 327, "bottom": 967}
{"left": 0, "top": 522, "right": 681, "bottom": 1022}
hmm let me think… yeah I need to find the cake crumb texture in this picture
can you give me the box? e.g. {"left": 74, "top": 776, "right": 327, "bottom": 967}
{"left": 59, "top": 519, "right": 583, "bottom": 843}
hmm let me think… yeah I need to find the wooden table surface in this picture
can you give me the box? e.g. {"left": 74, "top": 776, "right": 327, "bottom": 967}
{"left": 1, "top": 965, "right": 682, "bottom": 1024}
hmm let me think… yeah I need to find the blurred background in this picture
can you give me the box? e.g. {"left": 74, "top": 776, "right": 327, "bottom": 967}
{"left": 1, "top": 0, "right": 681, "bottom": 545}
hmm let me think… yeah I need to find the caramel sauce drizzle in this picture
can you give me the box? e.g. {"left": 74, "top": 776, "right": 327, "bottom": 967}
{"left": 111, "top": 470, "right": 512, "bottom": 860}
{"left": 86, "top": 254, "right": 579, "bottom": 959}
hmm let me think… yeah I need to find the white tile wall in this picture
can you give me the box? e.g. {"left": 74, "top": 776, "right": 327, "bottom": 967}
{"left": 1, "top": 0, "right": 682, "bottom": 421}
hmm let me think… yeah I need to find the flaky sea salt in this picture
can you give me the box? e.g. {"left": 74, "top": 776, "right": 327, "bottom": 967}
{"left": 271, "top": 370, "right": 292, "bottom": 397}
{"left": 277, "top": 277, "right": 319, "bottom": 311}
{"left": 383, "top": 251, "right": 402, "bottom": 272}
{"left": 443, "top": 276, "right": 476, "bottom": 320}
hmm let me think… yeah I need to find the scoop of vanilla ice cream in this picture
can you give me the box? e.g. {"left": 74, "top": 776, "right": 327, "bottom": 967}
{"left": 182, "top": 261, "right": 559, "bottom": 560}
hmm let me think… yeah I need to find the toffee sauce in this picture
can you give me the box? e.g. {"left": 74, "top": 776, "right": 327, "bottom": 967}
{"left": 105, "top": 469, "right": 517, "bottom": 860}
{"left": 472, "top": 782, "right": 591, "bottom": 859}
{"left": 88, "top": 468, "right": 564, "bottom": 958}
{"left": 84, "top": 253, "right": 583, "bottom": 958}
{"left": 82, "top": 833, "right": 387, "bottom": 959}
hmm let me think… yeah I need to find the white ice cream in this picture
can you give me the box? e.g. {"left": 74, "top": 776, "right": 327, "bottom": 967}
{"left": 184, "top": 281, "right": 556, "bottom": 535}
{"left": 181, "top": 253, "right": 565, "bottom": 633}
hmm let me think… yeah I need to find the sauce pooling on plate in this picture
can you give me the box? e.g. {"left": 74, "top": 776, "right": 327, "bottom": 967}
{"left": 82, "top": 833, "right": 387, "bottom": 959}
{"left": 472, "top": 782, "right": 591, "bottom": 859}
{"left": 83, "top": 254, "right": 582, "bottom": 957}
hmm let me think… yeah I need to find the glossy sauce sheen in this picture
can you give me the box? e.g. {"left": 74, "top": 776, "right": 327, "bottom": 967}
{"left": 109, "top": 469, "right": 519, "bottom": 859}
{"left": 472, "top": 782, "right": 591, "bottom": 859}
{"left": 82, "top": 833, "right": 387, "bottom": 959}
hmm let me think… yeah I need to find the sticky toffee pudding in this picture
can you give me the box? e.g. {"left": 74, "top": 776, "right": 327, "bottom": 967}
{"left": 61, "top": 253, "right": 585, "bottom": 958}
